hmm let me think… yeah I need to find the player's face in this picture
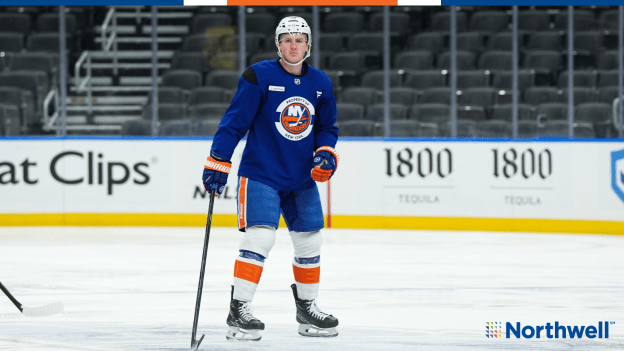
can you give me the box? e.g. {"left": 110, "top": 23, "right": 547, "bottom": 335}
{"left": 279, "top": 33, "right": 308, "bottom": 64}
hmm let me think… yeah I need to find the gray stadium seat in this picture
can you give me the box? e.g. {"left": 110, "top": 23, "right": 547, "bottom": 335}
{"left": 539, "top": 121, "right": 595, "bottom": 138}
{"left": 328, "top": 53, "right": 365, "bottom": 74}
{"left": 27, "top": 33, "right": 73, "bottom": 52}
{"left": 0, "top": 33, "right": 24, "bottom": 53}
{"left": 439, "top": 120, "right": 478, "bottom": 137}
{"left": 477, "top": 120, "right": 512, "bottom": 137}
{"left": 171, "top": 52, "right": 212, "bottom": 73}
{"left": 195, "top": 120, "right": 221, "bottom": 136}
{"left": 162, "top": 70, "right": 203, "bottom": 90}
{"left": 8, "top": 53, "right": 59, "bottom": 83}
{"left": 598, "top": 51, "right": 618, "bottom": 70}
{"left": 518, "top": 10, "right": 550, "bottom": 31}
{"left": 478, "top": 51, "right": 513, "bottom": 70}
{"left": 457, "top": 105, "right": 487, "bottom": 121}
{"left": 394, "top": 50, "right": 434, "bottom": 70}
{"left": 409, "top": 32, "right": 445, "bottom": 54}
{"left": 523, "top": 50, "right": 562, "bottom": 72}
{"left": 404, "top": 70, "right": 446, "bottom": 90}
{"left": 0, "top": 71, "right": 49, "bottom": 116}
{"left": 36, "top": 13, "right": 77, "bottom": 34}
{"left": 192, "top": 13, "right": 232, "bottom": 34}
{"left": 536, "top": 103, "right": 569, "bottom": 121}
{"left": 0, "top": 13, "right": 31, "bottom": 36}
{"left": 147, "top": 87, "right": 186, "bottom": 105}
{"left": 324, "top": 13, "right": 364, "bottom": 33}
{"left": 409, "top": 103, "right": 450, "bottom": 123}
{"left": 597, "top": 70, "right": 618, "bottom": 87}
{"left": 575, "top": 102, "right": 612, "bottom": 137}
{"left": 390, "top": 87, "right": 420, "bottom": 106}
{"left": 491, "top": 103, "right": 535, "bottom": 121}
{"left": 458, "top": 87, "right": 499, "bottom": 110}
{"left": 246, "top": 13, "right": 275, "bottom": 36}
{"left": 188, "top": 103, "right": 229, "bottom": 121}
{"left": 492, "top": 70, "right": 535, "bottom": 92}
{"left": 337, "top": 120, "right": 377, "bottom": 136}
{"left": 0, "top": 103, "right": 21, "bottom": 135}
{"left": 557, "top": 70, "right": 596, "bottom": 88}
{"left": 526, "top": 32, "right": 562, "bottom": 51}
{"left": 319, "top": 33, "right": 346, "bottom": 52}
{"left": 469, "top": 11, "right": 509, "bottom": 32}
{"left": 389, "top": 120, "right": 420, "bottom": 137}
{"left": 437, "top": 51, "right": 476, "bottom": 70}
{"left": 161, "top": 120, "right": 192, "bottom": 136}
{"left": 421, "top": 87, "right": 453, "bottom": 105}
{"left": 121, "top": 120, "right": 152, "bottom": 136}
{"left": 250, "top": 51, "right": 278, "bottom": 65}
{"left": 366, "top": 103, "right": 408, "bottom": 122}
{"left": 556, "top": 88, "right": 597, "bottom": 105}
{"left": 431, "top": 11, "right": 468, "bottom": 32}
{"left": 456, "top": 70, "right": 490, "bottom": 89}
{"left": 598, "top": 86, "right": 620, "bottom": 104}
{"left": 340, "top": 87, "right": 381, "bottom": 108}
{"left": 369, "top": 12, "right": 410, "bottom": 34}
{"left": 554, "top": 10, "right": 596, "bottom": 31}
{"left": 189, "top": 86, "right": 227, "bottom": 105}
{"left": 0, "top": 86, "right": 34, "bottom": 129}
{"left": 182, "top": 34, "right": 212, "bottom": 52}
{"left": 518, "top": 120, "right": 538, "bottom": 138}
{"left": 142, "top": 103, "right": 186, "bottom": 122}
{"left": 361, "top": 70, "right": 401, "bottom": 90}
{"left": 336, "top": 103, "right": 364, "bottom": 122}
{"left": 457, "top": 32, "right": 485, "bottom": 53}
{"left": 205, "top": 70, "right": 239, "bottom": 90}
{"left": 524, "top": 86, "right": 558, "bottom": 105}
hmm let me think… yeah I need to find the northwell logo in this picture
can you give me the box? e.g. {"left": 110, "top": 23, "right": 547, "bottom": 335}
{"left": 487, "top": 321, "right": 614, "bottom": 339}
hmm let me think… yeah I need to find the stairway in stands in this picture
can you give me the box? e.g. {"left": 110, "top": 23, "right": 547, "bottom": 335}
{"left": 65, "top": 6, "right": 193, "bottom": 134}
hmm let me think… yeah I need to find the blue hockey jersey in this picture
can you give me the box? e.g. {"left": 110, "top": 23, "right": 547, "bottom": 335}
{"left": 210, "top": 60, "right": 339, "bottom": 191}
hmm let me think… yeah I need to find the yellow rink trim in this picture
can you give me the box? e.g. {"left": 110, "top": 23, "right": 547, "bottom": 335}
{"left": 0, "top": 213, "right": 623, "bottom": 235}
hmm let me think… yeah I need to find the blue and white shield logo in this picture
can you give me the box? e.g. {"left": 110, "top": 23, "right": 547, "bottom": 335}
{"left": 611, "top": 148, "right": 624, "bottom": 203}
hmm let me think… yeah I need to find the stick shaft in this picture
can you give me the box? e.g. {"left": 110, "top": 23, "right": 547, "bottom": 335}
{"left": 0, "top": 281, "right": 23, "bottom": 312}
{"left": 191, "top": 187, "right": 217, "bottom": 347}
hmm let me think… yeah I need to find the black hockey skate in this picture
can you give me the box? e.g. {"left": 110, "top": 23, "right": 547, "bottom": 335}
{"left": 290, "top": 284, "right": 339, "bottom": 337}
{"left": 226, "top": 286, "right": 264, "bottom": 341}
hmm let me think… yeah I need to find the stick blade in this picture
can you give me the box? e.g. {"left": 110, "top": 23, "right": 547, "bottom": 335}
{"left": 22, "top": 302, "right": 64, "bottom": 317}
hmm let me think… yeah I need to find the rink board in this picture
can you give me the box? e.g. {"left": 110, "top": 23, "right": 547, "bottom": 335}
{"left": 0, "top": 138, "right": 623, "bottom": 234}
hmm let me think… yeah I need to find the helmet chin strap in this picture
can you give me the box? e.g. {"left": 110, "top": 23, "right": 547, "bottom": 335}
{"left": 278, "top": 49, "right": 309, "bottom": 67}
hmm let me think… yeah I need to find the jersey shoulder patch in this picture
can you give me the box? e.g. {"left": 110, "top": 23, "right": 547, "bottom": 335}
{"left": 242, "top": 67, "right": 258, "bottom": 85}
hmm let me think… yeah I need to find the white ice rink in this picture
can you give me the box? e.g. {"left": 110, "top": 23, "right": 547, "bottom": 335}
{"left": 0, "top": 226, "right": 623, "bottom": 350}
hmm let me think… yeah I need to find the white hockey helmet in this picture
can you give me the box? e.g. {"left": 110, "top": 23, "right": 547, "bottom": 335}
{"left": 275, "top": 16, "right": 312, "bottom": 66}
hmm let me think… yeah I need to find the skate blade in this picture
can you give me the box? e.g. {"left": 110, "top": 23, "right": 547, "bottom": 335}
{"left": 226, "top": 326, "right": 262, "bottom": 341}
{"left": 298, "top": 324, "right": 338, "bottom": 337}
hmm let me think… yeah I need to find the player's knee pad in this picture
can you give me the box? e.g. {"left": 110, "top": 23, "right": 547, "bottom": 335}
{"left": 239, "top": 225, "right": 276, "bottom": 258}
{"left": 289, "top": 230, "right": 322, "bottom": 258}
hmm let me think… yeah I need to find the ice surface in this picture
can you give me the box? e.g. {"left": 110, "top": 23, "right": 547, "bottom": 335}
{"left": 0, "top": 227, "right": 622, "bottom": 350}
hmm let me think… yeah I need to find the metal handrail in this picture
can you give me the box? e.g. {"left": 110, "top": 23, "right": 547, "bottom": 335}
{"left": 613, "top": 97, "right": 621, "bottom": 130}
{"left": 43, "top": 89, "right": 59, "bottom": 132}
{"left": 74, "top": 51, "right": 90, "bottom": 92}
{"left": 101, "top": 7, "right": 116, "bottom": 51}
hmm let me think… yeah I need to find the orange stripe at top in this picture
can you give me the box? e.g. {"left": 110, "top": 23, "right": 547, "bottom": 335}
{"left": 234, "top": 260, "right": 263, "bottom": 284}
{"left": 228, "top": 0, "right": 396, "bottom": 5}
{"left": 293, "top": 264, "right": 320, "bottom": 284}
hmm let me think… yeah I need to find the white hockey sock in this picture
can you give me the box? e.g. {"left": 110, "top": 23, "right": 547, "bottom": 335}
{"left": 292, "top": 256, "right": 320, "bottom": 301}
{"left": 233, "top": 250, "right": 265, "bottom": 302}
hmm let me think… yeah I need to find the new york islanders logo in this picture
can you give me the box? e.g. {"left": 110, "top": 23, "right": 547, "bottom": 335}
{"left": 275, "top": 96, "right": 315, "bottom": 141}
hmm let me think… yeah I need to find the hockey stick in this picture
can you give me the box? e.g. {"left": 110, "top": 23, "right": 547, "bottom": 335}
{"left": 0, "top": 281, "right": 64, "bottom": 317}
{"left": 190, "top": 185, "right": 217, "bottom": 350}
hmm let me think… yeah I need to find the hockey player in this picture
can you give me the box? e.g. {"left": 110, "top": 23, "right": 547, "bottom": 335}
{"left": 202, "top": 16, "right": 339, "bottom": 341}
